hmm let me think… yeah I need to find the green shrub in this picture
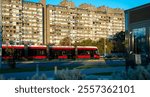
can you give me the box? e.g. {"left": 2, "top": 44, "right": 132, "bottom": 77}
{"left": 0, "top": 75, "right": 5, "bottom": 80}
{"left": 54, "top": 69, "right": 85, "bottom": 80}
{"left": 0, "top": 75, "right": 15, "bottom": 80}
{"left": 112, "top": 65, "right": 150, "bottom": 80}
{"left": 31, "top": 73, "right": 47, "bottom": 80}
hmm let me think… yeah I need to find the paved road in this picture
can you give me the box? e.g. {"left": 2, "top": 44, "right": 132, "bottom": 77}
{"left": 1, "top": 59, "right": 106, "bottom": 69}
{"left": 1, "top": 59, "right": 126, "bottom": 80}
{"left": 1, "top": 59, "right": 125, "bottom": 69}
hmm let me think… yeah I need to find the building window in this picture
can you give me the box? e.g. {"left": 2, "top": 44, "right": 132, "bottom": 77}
{"left": 132, "top": 27, "right": 147, "bottom": 54}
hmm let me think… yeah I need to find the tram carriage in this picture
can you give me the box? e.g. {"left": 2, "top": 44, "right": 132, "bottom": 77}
{"left": 27, "top": 45, "right": 47, "bottom": 60}
{"left": 77, "top": 46, "right": 100, "bottom": 59}
{"left": 2, "top": 45, "right": 100, "bottom": 60}
{"left": 48, "top": 46, "right": 75, "bottom": 59}
{"left": 2, "top": 45, "right": 25, "bottom": 60}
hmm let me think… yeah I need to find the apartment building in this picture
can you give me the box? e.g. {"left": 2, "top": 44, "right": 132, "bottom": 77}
{"left": 1, "top": 0, "right": 124, "bottom": 45}
{"left": 22, "top": 1, "right": 43, "bottom": 45}
{"left": 2, "top": 0, "right": 22, "bottom": 44}
{"left": 46, "top": 0, "right": 125, "bottom": 45}
{"left": 2, "top": 0, "right": 43, "bottom": 45}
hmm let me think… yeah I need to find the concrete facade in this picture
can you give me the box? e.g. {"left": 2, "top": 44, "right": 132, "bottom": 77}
{"left": 46, "top": 0, "right": 125, "bottom": 45}
{"left": 2, "top": 0, "right": 43, "bottom": 45}
{"left": 1, "top": 0, "right": 125, "bottom": 45}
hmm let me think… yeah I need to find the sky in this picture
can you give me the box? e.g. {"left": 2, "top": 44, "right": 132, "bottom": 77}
{"left": 28, "top": 0, "right": 150, "bottom": 10}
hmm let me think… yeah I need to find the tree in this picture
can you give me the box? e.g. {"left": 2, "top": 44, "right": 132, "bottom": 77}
{"left": 112, "top": 31, "right": 125, "bottom": 53}
{"left": 96, "top": 38, "right": 113, "bottom": 54}
{"left": 59, "top": 37, "right": 72, "bottom": 46}
{"left": 73, "top": 39, "right": 94, "bottom": 46}
{"left": 106, "top": 38, "right": 114, "bottom": 54}
{"left": 73, "top": 38, "right": 113, "bottom": 55}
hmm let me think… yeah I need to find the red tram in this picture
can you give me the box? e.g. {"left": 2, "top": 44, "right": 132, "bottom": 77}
{"left": 2, "top": 45, "right": 25, "bottom": 60}
{"left": 2, "top": 45, "right": 100, "bottom": 60}
{"left": 48, "top": 46, "right": 75, "bottom": 59}
{"left": 28, "top": 45, "right": 47, "bottom": 60}
{"left": 77, "top": 46, "right": 100, "bottom": 59}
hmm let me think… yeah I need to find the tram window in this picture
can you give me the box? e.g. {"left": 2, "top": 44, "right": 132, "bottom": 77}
{"left": 78, "top": 50, "right": 91, "bottom": 55}
{"left": 37, "top": 50, "right": 46, "bottom": 55}
{"left": 2, "top": 49, "right": 8, "bottom": 56}
{"left": 2, "top": 48, "right": 14, "bottom": 56}
{"left": 14, "top": 49, "right": 25, "bottom": 56}
{"left": 29, "top": 49, "right": 46, "bottom": 56}
{"left": 94, "top": 50, "right": 99, "bottom": 55}
{"left": 62, "top": 51, "right": 66, "bottom": 55}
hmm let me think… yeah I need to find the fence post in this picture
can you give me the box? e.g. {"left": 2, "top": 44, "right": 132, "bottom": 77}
{"left": 36, "top": 64, "right": 39, "bottom": 76}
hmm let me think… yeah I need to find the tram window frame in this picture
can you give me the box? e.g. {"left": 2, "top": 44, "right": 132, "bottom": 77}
{"left": 28, "top": 49, "right": 46, "bottom": 56}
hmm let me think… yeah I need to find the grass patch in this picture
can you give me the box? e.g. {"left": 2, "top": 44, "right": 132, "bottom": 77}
{"left": 104, "top": 58, "right": 125, "bottom": 60}
{"left": 76, "top": 64, "right": 125, "bottom": 69}
{"left": 0, "top": 68, "right": 36, "bottom": 74}
{"left": 76, "top": 65, "right": 108, "bottom": 69}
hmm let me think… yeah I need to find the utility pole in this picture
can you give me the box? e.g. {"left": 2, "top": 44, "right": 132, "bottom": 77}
{"left": 104, "top": 37, "right": 106, "bottom": 57}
